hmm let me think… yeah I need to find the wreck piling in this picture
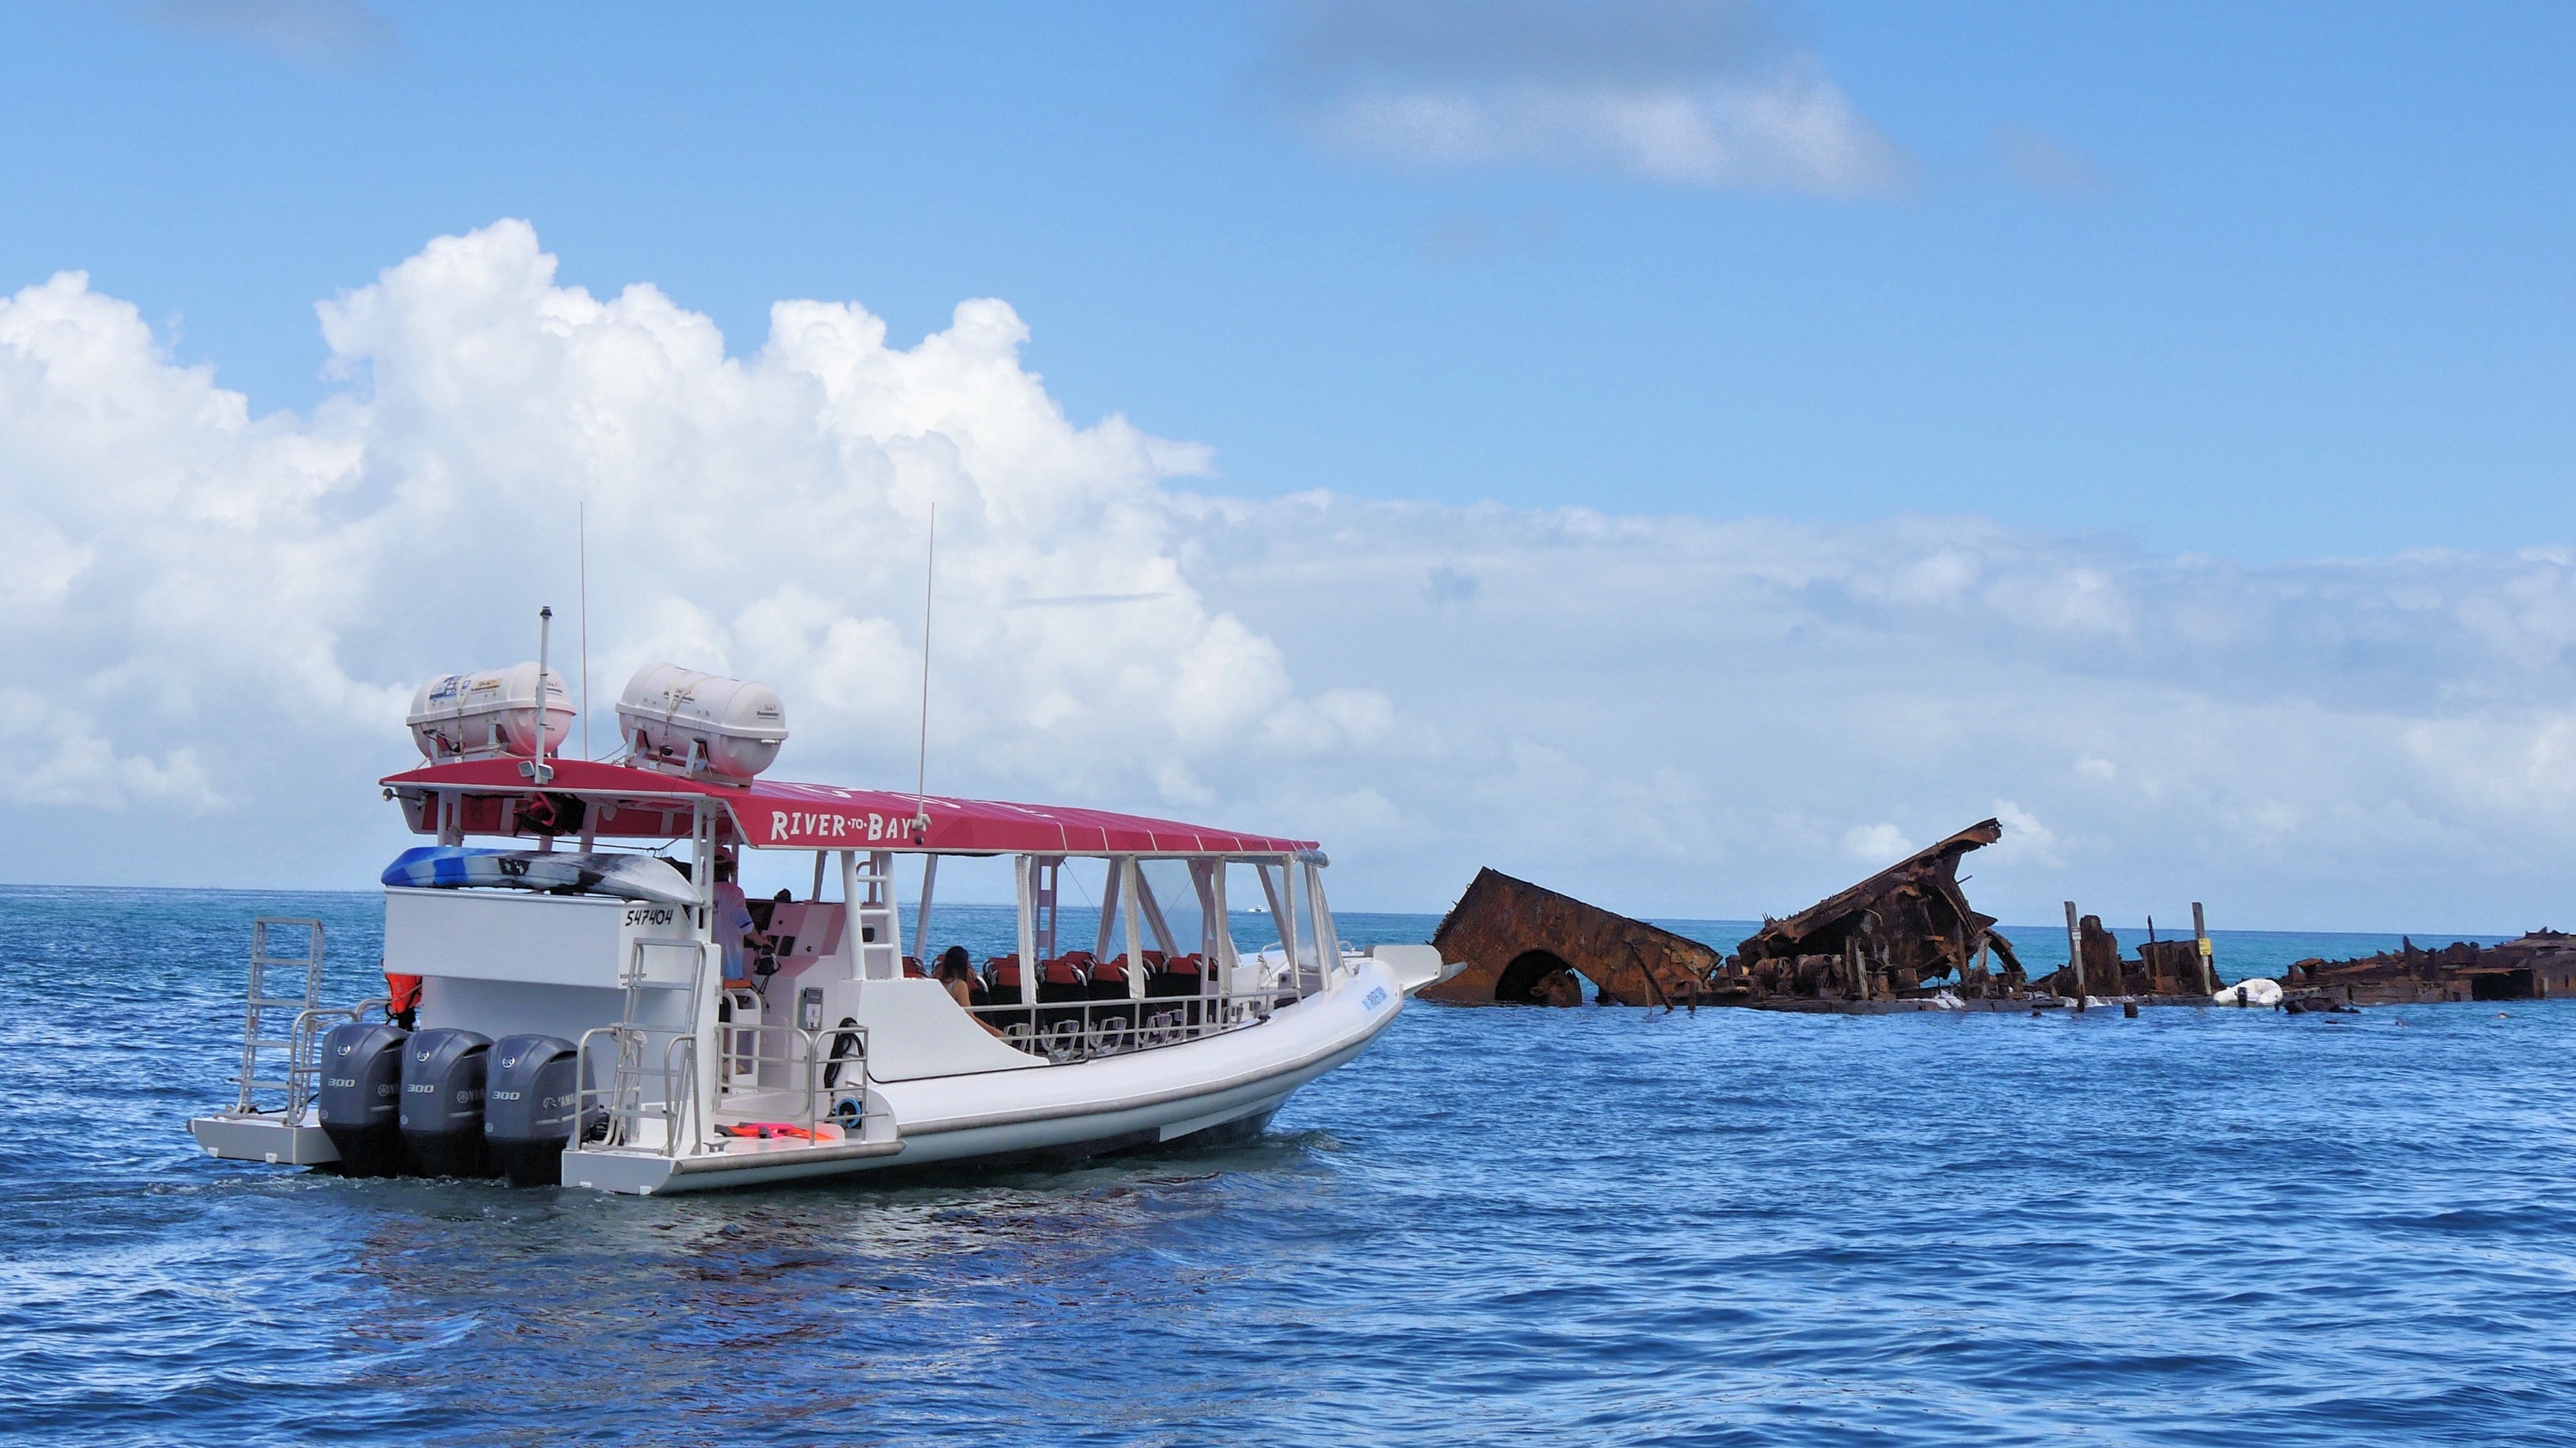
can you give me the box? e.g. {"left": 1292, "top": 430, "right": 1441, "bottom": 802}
{"left": 2064, "top": 901, "right": 2086, "bottom": 1010}
{"left": 2192, "top": 902, "right": 2215, "bottom": 995}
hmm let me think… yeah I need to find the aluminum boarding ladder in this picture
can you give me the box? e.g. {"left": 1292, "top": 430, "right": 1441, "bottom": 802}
{"left": 592, "top": 938, "right": 708, "bottom": 1153}
{"left": 234, "top": 918, "right": 325, "bottom": 1115}
{"left": 850, "top": 849, "right": 903, "bottom": 977}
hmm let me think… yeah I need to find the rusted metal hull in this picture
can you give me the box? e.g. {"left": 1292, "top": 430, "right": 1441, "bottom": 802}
{"left": 1727, "top": 819, "right": 2024, "bottom": 1004}
{"left": 2281, "top": 932, "right": 2576, "bottom": 1006}
{"left": 1421, "top": 819, "right": 2038, "bottom": 1011}
{"left": 1421, "top": 869, "right": 1722, "bottom": 1007}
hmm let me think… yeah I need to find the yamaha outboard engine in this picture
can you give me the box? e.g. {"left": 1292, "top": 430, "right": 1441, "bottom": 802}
{"left": 316, "top": 1021, "right": 410, "bottom": 1177}
{"left": 398, "top": 1028, "right": 495, "bottom": 1177}
{"left": 483, "top": 1034, "right": 580, "bottom": 1188}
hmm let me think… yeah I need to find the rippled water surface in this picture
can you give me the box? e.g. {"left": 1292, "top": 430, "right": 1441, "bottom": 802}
{"left": 3, "top": 885, "right": 2572, "bottom": 1446}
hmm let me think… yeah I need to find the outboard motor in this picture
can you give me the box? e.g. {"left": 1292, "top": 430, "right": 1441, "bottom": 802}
{"left": 316, "top": 1021, "right": 410, "bottom": 1177}
{"left": 398, "top": 1028, "right": 495, "bottom": 1177}
{"left": 483, "top": 1034, "right": 581, "bottom": 1188}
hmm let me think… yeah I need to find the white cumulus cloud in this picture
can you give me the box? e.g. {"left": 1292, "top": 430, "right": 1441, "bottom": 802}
{"left": 1266, "top": 0, "right": 1907, "bottom": 195}
{"left": 7, "top": 222, "right": 2576, "bottom": 935}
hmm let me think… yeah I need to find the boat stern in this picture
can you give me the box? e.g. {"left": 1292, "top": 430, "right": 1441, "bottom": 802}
{"left": 190, "top": 1112, "right": 340, "bottom": 1167}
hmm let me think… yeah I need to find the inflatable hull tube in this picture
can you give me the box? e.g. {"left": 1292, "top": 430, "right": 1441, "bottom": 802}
{"left": 380, "top": 846, "right": 694, "bottom": 905}
{"left": 316, "top": 1022, "right": 410, "bottom": 1177}
{"left": 483, "top": 1034, "right": 581, "bottom": 1188}
{"left": 399, "top": 1028, "right": 495, "bottom": 1177}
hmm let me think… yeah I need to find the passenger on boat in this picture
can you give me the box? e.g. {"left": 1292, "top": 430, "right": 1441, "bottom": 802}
{"left": 936, "top": 946, "right": 1005, "bottom": 1037}
{"left": 712, "top": 858, "right": 775, "bottom": 988}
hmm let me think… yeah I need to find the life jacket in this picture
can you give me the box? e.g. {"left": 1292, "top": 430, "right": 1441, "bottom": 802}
{"left": 718, "top": 1121, "right": 817, "bottom": 1141}
{"left": 385, "top": 972, "right": 423, "bottom": 1015}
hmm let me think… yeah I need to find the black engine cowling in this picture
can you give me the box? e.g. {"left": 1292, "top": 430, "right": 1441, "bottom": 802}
{"left": 316, "top": 1021, "right": 410, "bottom": 1177}
{"left": 483, "top": 1034, "right": 581, "bottom": 1188}
{"left": 398, "top": 1028, "right": 495, "bottom": 1177}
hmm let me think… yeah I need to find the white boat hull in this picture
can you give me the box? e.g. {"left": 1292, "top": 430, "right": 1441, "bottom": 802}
{"left": 561, "top": 961, "right": 1402, "bottom": 1194}
{"left": 187, "top": 961, "right": 1406, "bottom": 1194}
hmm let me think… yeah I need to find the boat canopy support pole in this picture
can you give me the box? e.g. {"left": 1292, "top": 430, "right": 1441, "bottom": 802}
{"left": 811, "top": 851, "right": 826, "bottom": 903}
{"left": 838, "top": 849, "right": 860, "bottom": 977}
{"left": 689, "top": 798, "right": 720, "bottom": 1154}
{"left": 1135, "top": 868, "right": 1179, "bottom": 958}
{"left": 912, "top": 855, "right": 939, "bottom": 963}
{"left": 1262, "top": 857, "right": 1301, "bottom": 1001}
{"left": 1120, "top": 855, "right": 1145, "bottom": 1000}
{"left": 1197, "top": 861, "right": 1236, "bottom": 999}
{"left": 1094, "top": 859, "right": 1121, "bottom": 960}
{"left": 1033, "top": 856, "right": 1060, "bottom": 963}
{"left": 1304, "top": 861, "right": 1340, "bottom": 990}
{"left": 1189, "top": 860, "right": 1216, "bottom": 961}
{"left": 690, "top": 801, "right": 716, "bottom": 922}
{"left": 1015, "top": 855, "right": 1037, "bottom": 976}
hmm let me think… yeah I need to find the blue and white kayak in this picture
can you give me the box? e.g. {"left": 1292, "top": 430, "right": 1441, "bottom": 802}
{"left": 380, "top": 846, "right": 696, "bottom": 904}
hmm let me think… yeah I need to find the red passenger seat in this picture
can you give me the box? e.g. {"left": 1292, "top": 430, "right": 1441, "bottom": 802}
{"left": 1148, "top": 952, "right": 1206, "bottom": 998}
{"left": 981, "top": 956, "right": 1024, "bottom": 1008}
{"left": 1084, "top": 953, "right": 1132, "bottom": 1000}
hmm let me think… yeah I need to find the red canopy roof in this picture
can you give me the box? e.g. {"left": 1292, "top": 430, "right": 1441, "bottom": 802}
{"left": 381, "top": 758, "right": 1318, "bottom": 856}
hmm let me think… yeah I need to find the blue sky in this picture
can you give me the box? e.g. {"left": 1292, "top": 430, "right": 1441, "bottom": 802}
{"left": 7, "top": 3, "right": 2572, "bottom": 557}
{"left": 5, "top": 2, "right": 2576, "bottom": 932}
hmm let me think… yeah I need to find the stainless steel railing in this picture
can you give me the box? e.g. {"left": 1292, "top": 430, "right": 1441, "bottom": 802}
{"left": 960, "top": 986, "right": 1295, "bottom": 1064}
{"left": 272, "top": 1000, "right": 386, "bottom": 1125}
{"left": 574, "top": 1025, "right": 703, "bottom": 1157}
{"left": 713, "top": 1019, "right": 878, "bottom": 1144}
{"left": 576, "top": 1018, "right": 880, "bottom": 1158}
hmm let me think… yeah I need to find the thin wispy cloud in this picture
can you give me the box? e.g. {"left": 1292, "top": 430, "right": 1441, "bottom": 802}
{"left": 1264, "top": 0, "right": 1907, "bottom": 195}
{"left": 137, "top": 0, "right": 398, "bottom": 71}
{"left": 1992, "top": 123, "right": 2110, "bottom": 197}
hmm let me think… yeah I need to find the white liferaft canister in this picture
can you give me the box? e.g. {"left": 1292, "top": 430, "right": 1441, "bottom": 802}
{"left": 616, "top": 663, "right": 789, "bottom": 780}
{"left": 407, "top": 663, "right": 574, "bottom": 761}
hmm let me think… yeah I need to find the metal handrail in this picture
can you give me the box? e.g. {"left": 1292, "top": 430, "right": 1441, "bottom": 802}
{"left": 571, "top": 938, "right": 714, "bottom": 1158}
{"left": 574, "top": 1024, "right": 694, "bottom": 1155}
{"left": 276, "top": 999, "right": 386, "bottom": 1125}
{"left": 662, "top": 1035, "right": 699, "bottom": 1157}
{"left": 713, "top": 1019, "right": 873, "bottom": 1145}
{"left": 573, "top": 1025, "right": 641, "bottom": 1148}
{"left": 959, "top": 986, "right": 1292, "bottom": 1064}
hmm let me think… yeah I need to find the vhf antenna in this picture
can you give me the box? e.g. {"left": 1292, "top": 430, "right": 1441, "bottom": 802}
{"left": 913, "top": 502, "right": 935, "bottom": 839}
{"left": 527, "top": 605, "right": 555, "bottom": 785}
{"left": 578, "top": 501, "right": 592, "bottom": 762}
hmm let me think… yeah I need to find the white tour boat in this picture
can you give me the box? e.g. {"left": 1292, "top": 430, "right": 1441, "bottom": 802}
{"left": 188, "top": 659, "right": 1418, "bottom": 1195}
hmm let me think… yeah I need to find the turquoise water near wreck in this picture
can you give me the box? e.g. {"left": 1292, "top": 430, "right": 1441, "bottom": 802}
{"left": 2, "top": 885, "right": 2570, "bottom": 1446}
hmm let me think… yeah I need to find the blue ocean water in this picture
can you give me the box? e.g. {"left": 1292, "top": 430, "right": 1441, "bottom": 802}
{"left": 3, "top": 885, "right": 2571, "bottom": 1446}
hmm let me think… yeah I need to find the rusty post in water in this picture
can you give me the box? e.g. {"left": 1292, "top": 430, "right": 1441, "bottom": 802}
{"left": 2064, "top": 900, "right": 2086, "bottom": 1011}
{"left": 2192, "top": 902, "right": 2215, "bottom": 995}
